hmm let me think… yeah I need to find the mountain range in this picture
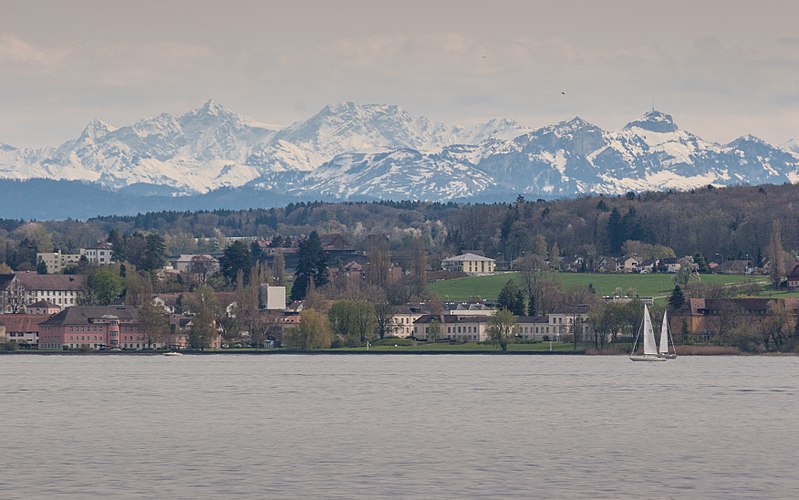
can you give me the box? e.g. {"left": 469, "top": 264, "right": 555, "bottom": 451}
{"left": 1, "top": 100, "right": 797, "bottom": 218}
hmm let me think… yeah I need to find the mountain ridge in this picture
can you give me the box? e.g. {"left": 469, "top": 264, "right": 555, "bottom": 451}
{"left": 0, "top": 101, "right": 797, "bottom": 211}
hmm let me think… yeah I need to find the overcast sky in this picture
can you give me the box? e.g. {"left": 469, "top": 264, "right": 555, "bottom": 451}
{"left": 2, "top": 0, "right": 797, "bottom": 147}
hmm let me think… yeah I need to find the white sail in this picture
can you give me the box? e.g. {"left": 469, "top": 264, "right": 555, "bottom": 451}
{"left": 659, "top": 311, "right": 670, "bottom": 355}
{"left": 642, "top": 304, "right": 658, "bottom": 355}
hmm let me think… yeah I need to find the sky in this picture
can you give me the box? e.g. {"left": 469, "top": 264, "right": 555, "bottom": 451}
{"left": 1, "top": 0, "right": 798, "bottom": 147}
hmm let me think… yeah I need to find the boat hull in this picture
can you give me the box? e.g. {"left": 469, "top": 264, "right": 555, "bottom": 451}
{"left": 629, "top": 355, "right": 668, "bottom": 362}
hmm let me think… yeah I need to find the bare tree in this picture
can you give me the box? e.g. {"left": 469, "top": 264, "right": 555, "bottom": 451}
{"left": 4, "top": 280, "right": 28, "bottom": 313}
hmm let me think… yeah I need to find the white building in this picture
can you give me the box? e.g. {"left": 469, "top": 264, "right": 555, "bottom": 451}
{"left": 441, "top": 253, "right": 496, "bottom": 276}
{"left": 81, "top": 242, "right": 114, "bottom": 266}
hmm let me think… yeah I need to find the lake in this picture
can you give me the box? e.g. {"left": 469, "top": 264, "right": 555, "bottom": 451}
{"left": 1, "top": 354, "right": 796, "bottom": 499}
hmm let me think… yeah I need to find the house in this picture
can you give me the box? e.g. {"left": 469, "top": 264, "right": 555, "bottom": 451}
{"left": 441, "top": 253, "right": 496, "bottom": 276}
{"left": 36, "top": 251, "right": 82, "bottom": 274}
{"left": 165, "top": 313, "right": 222, "bottom": 350}
{"left": 595, "top": 257, "right": 620, "bottom": 273}
{"left": 787, "top": 264, "right": 799, "bottom": 290}
{"left": 328, "top": 261, "right": 366, "bottom": 288}
{"left": 719, "top": 259, "right": 751, "bottom": 275}
{"left": 0, "top": 314, "right": 51, "bottom": 347}
{"left": 320, "top": 233, "right": 361, "bottom": 264}
{"left": 413, "top": 314, "right": 490, "bottom": 342}
{"left": 671, "top": 298, "right": 799, "bottom": 343}
{"left": 81, "top": 242, "right": 114, "bottom": 266}
{"left": 389, "top": 304, "right": 428, "bottom": 338}
{"left": 172, "top": 254, "right": 220, "bottom": 273}
{"left": 623, "top": 256, "right": 641, "bottom": 273}
{"left": 659, "top": 257, "right": 681, "bottom": 273}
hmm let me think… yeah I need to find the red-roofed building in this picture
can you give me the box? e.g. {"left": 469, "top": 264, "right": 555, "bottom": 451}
{"left": 0, "top": 314, "right": 50, "bottom": 347}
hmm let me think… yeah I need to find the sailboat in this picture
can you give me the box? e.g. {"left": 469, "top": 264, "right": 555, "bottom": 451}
{"left": 630, "top": 304, "right": 668, "bottom": 361}
{"left": 658, "top": 310, "right": 677, "bottom": 359}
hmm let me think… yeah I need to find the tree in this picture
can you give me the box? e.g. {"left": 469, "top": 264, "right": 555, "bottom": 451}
{"left": 90, "top": 268, "right": 125, "bottom": 305}
{"left": 550, "top": 242, "right": 560, "bottom": 271}
{"left": 766, "top": 219, "right": 785, "bottom": 289}
{"left": 283, "top": 309, "right": 332, "bottom": 350}
{"left": 36, "top": 260, "right": 48, "bottom": 274}
{"left": 517, "top": 255, "right": 545, "bottom": 316}
{"left": 4, "top": 280, "right": 28, "bottom": 313}
{"left": 107, "top": 229, "right": 127, "bottom": 262}
{"left": 220, "top": 240, "right": 252, "bottom": 285}
{"left": 426, "top": 319, "right": 442, "bottom": 342}
{"left": 366, "top": 234, "right": 390, "bottom": 291}
{"left": 410, "top": 236, "right": 427, "bottom": 297}
{"left": 328, "top": 300, "right": 377, "bottom": 346}
{"left": 372, "top": 296, "right": 395, "bottom": 340}
{"left": 139, "top": 295, "right": 169, "bottom": 349}
{"left": 291, "top": 231, "right": 328, "bottom": 301}
{"left": 271, "top": 250, "right": 287, "bottom": 286}
{"left": 668, "top": 285, "right": 685, "bottom": 310}
{"left": 488, "top": 308, "right": 516, "bottom": 351}
{"left": 189, "top": 285, "right": 218, "bottom": 350}
{"left": 673, "top": 256, "right": 699, "bottom": 287}
{"left": 141, "top": 233, "right": 167, "bottom": 271}
{"left": 496, "top": 279, "right": 525, "bottom": 316}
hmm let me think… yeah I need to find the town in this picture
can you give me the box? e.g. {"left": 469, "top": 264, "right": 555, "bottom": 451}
{"left": 2, "top": 226, "right": 798, "bottom": 354}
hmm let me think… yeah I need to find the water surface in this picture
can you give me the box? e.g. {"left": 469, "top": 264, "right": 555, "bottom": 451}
{"left": 1, "top": 355, "right": 796, "bottom": 498}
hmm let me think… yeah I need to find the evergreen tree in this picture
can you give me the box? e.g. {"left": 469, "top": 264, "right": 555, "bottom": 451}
{"left": 607, "top": 207, "right": 624, "bottom": 254}
{"left": 36, "top": 259, "right": 48, "bottom": 274}
{"left": 496, "top": 279, "right": 525, "bottom": 316}
{"left": 107, "top": 229, "right": 127, "bottom": 262}
{"left": 668, "top": 285, "right": 685, "bottom": 310}
{"left": 141, "top": 233, "right": 166, "bottom": 271}
{"left": 220, "top": 240, "right": 252, "bottom": 285}
{"left": 291, "top": 231, "right": 328, "bottom": 301}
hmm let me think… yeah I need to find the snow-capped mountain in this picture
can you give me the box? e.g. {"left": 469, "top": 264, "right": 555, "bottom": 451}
{"left": 0, "top": 103, "right": 797, "bottom": 207}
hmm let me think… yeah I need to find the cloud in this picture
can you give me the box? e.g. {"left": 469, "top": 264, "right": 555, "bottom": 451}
{"left": 0, "top": 34, "right": 58, "bottom": 65}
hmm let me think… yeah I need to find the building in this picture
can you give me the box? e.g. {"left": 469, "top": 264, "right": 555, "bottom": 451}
{"left": 786, "top": 264, "right": 799, "bottom": 290}
{"left": 39, "top": 305, "right": 141, "bottom": 350}
{"left": 0, "top": 314, "right": 51, "bottom": 347}
{"left": 259, "top": 285, "right": 287, "bottom": 310}
{"left": 514, "top": 316, "right": 553, "bottom": 341}
{"left": 414, "top": 314, "right": 490, "bottom": 342}
{"left": 671, "top": 298, "right": 799, "bottom": 343}
{"left": 14, "top": 272, "right": 86, "bottom": 309}
{"left": 36, "top": 251, "right": 82, "bottom": 274}
{"left": 389, "top": 304, "right": 428, "bottom": 338}
{"left": 81, "top": 242, "right": 114, "bottom": 266}
{"left": 25, "top": 300, "right": 61, "bottom": 315}
{"left": 441, "top": 253, "right": 496, "bottom": 276}
{"left": 172, "top": 254, "right": 220, "bottom": 273}
{"left": 545, "top": 305, "right": 592, "bottom": 341}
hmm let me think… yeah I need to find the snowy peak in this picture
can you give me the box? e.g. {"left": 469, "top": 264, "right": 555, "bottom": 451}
{"left": 0, "top": 103, "right": 797, "bottom": 203}
{"left": 624, "top": 110, "right": 679, "bottom": 133}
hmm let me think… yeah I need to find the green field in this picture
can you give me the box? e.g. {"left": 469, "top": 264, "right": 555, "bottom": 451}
{"left": 427, "top": 271, "right": 769, "bottom": 302}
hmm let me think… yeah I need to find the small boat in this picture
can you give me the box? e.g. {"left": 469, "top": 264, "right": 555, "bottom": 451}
{"left": 630, "top": 304, "right": 668, "bottom": 361}
{"left": 658, "top": 310, "right": 677, "bottom": 359}
{"left": 163, "top": 351, "right": 184, "bottom": 357}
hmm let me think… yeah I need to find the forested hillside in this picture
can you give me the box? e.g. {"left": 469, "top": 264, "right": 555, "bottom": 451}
{"left": 1, "top": 184, "right": 797, "bottom": 268}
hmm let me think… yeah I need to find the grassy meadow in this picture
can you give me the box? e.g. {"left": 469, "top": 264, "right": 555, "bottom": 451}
{"left": 427, "top": 271, "right": 769, "bottom": 302}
